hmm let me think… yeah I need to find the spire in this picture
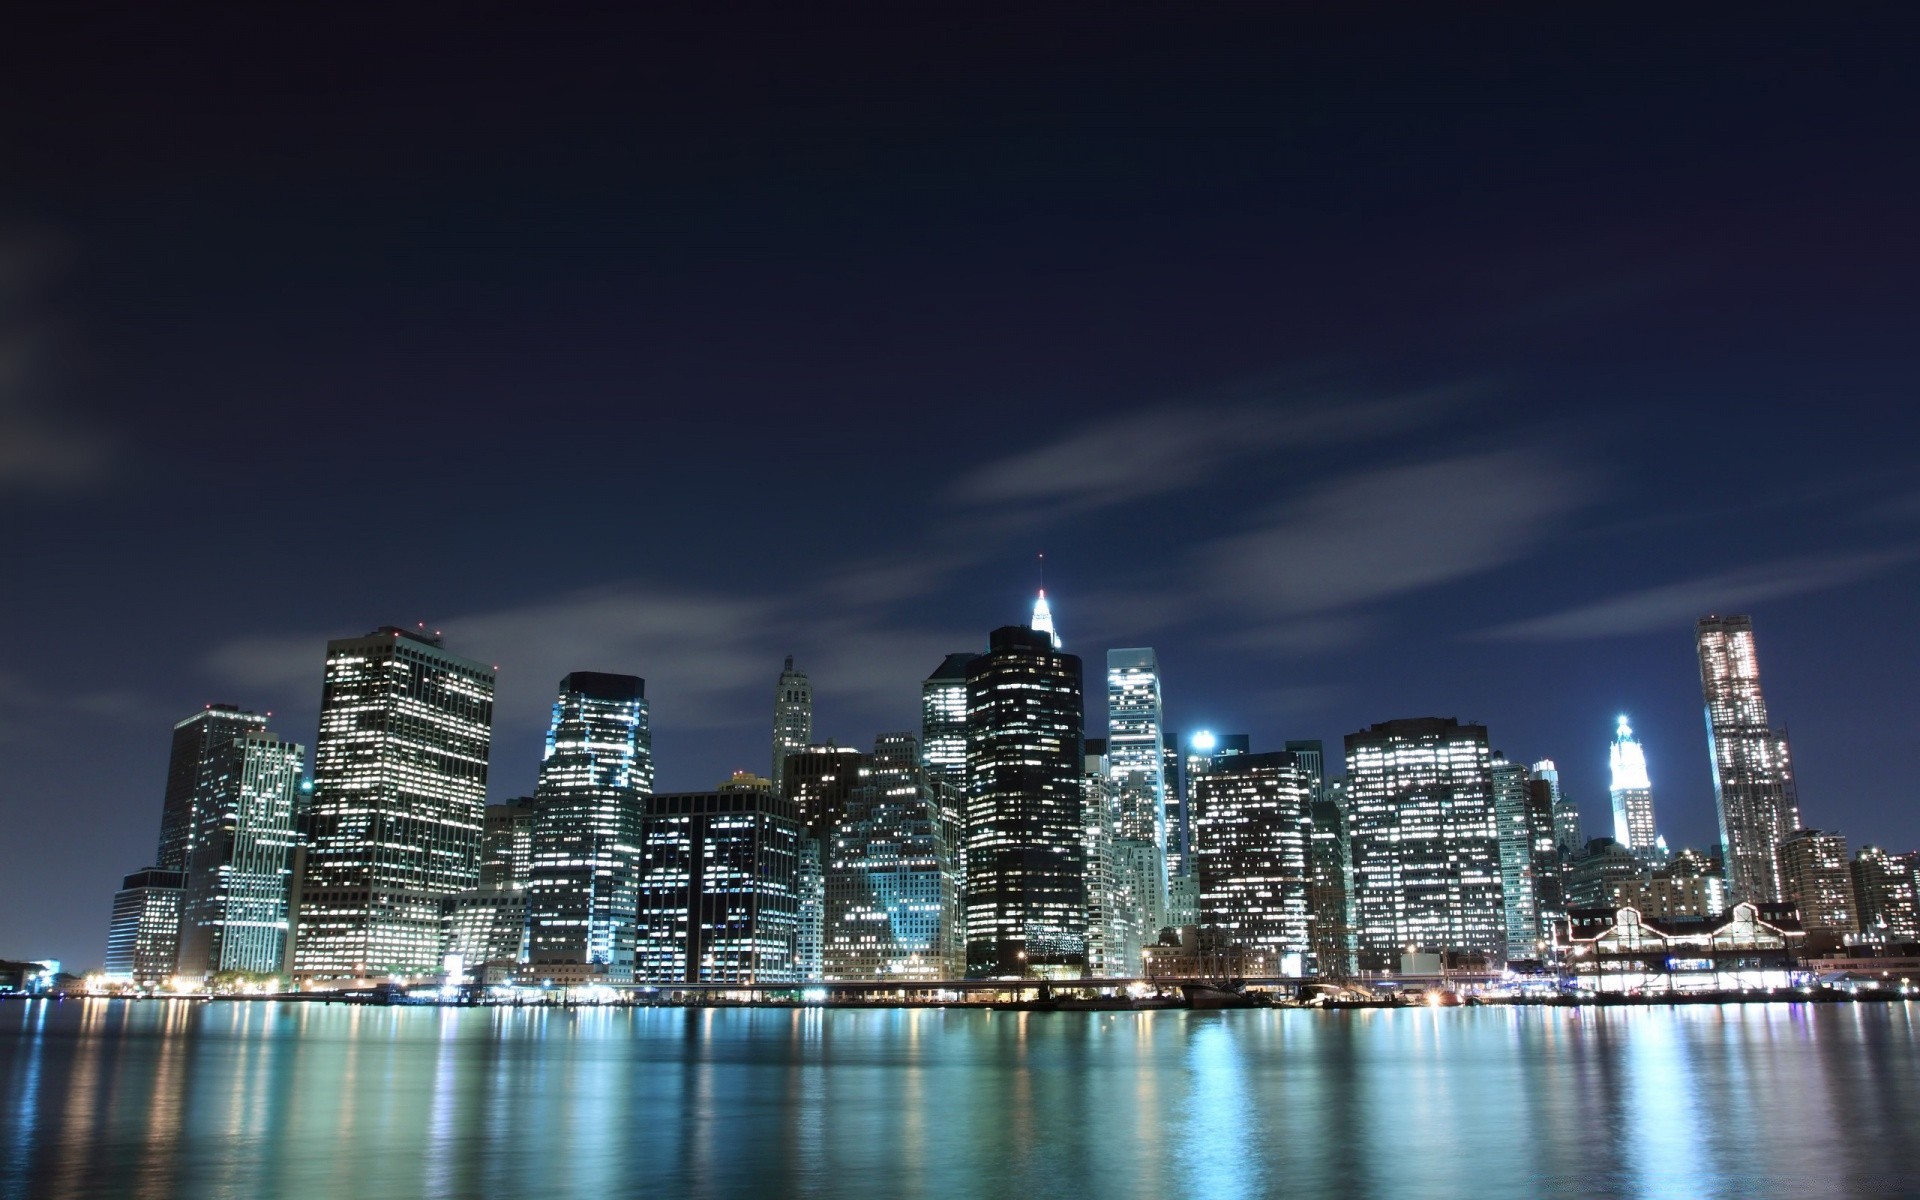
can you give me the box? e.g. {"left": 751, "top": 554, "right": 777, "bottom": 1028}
{"left": 1030, "top": 552, "right": 1060, "bottom": 647}
{"left": 1031, "top": 590, "right": 1060, "bottom": 648}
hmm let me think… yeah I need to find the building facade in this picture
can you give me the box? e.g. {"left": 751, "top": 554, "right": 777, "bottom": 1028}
{"left": 292, "top": 627, "right": 495, "bottom": 984}
{"left": 770, "top": 656, "right": 812, "bottom": 795}
{"left": 1697, "top": 615, "right": 1800, "bottom": 903}
{"left": 920, "top": 653, "right": 977, "bottom": 791}
{"left": 1106, "top": 648, "right": 1169, "bottom": 956}
{"left": 1852, "top": 846, "right": 1920, "bottom": 943}
{"left": 965, "top": 624, "right": 1085, "bottom": 976}
{"left": 1609, "top": 715, "right": 1659, "bottom": 856}
{"left": 1194, "top": 751, "right": 1314, "bottom": 974}
{"left": 156, "top": 705, "right": 271, "bottom": 873}
{"left": 177, "top": 730, "right": 305, "bottom": 980}
{"left": 526, "top": 672, "right": 652, "bottom": 984}
{"left": 1344, "top": 718, "right": 1505, "bottom": 972}
{"left": 1491, "top": 754, "right": 1539, "bottom": 962}
{"left": 635, "top": 790, "right": 802, "bottom": 984}
{"left": 823, "top": 734, "right": 964, "bottom": 980}
{"left": 1563, "top": 902, "right": 1802, "bottom": 994}
{"left": 104, "top": 868, "right": 185, "bottom": 987}
{"left": 1777, "top": 828, "right": 1857, "bottom": 945}
{"left": 1308, "top": 797, "right": 1356, "bottom": 977}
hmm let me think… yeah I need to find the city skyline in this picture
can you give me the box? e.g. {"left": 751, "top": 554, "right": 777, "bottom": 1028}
{"left": 4, "top": 10, "right": 1919, "bottom": 980}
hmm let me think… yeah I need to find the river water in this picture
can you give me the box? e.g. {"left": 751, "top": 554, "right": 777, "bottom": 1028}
{"left": 3, "top": 999, "right": 1917, "bottom": 1198}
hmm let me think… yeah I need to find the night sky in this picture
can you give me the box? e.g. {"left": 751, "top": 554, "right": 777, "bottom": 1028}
{"left": 4, "top": 9, "right": 1917, "bottom": 971}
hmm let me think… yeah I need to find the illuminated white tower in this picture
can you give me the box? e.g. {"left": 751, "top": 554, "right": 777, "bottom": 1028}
{"left": 771, "top": 656, "right": 813, "bottom": 793}
{"left": 1609, "top": 715, "right": 1658, "bottom": 856}
{"left": 1030, "top": 590, "right": 1060, "bottom": 648}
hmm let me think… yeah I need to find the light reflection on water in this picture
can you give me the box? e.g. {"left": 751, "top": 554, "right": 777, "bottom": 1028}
{"left": 3, "top": 1000, "right": 1917, "bottom": 1199}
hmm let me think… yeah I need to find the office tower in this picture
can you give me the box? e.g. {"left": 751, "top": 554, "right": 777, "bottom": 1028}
{"left": 782, "top": 744, "right": 868, "bottom": 981}
{"left": 920, "top": 653, "right": 977, "bottom": 790}
{"left": 1608, "top": 715, "right": 1659, "bottom": 856}
{"left": 770, "top": 656, "right": 813, "bottom": 794}
{"left": 526, "top": 672, "right": 651, "bottom": 985}
{"left": 1194, "top": 751, "right": 1314, "bottom": 973}
{"left": 1852, "top": 846, "right": 1920, "bottom": 942}
{"left": 965, "top": 624, "right": 1085, "bottom": 976}
{"left": 1308, "top": 798, "right": 1355, "bottom": 977}
{"left": 1696, "top": 615, "right": 1801, "bottom": 903}
{"left": 1777, "top": 829, "right": 1857, "bottom": 943}
{"left": 292, "top": 627, "right": 495, "bottom": 984}
{"left": 1344, "top": 718, "right": 1505, "bottom": 971}
{"left": 177, "top": 730, "right": 305, "bottom": 980}
{"left": 634, "top": 789, "right": 802, "bottom": 984}
{"left": 103, "top": 868, "right": 185, "bottom": 987}
{"left": 1079, "top": 741, "right": 1127, "bottom": 975}
{"left": 1285, "top": 741, "right": 1327, "bottom": 801}
{"left": 824, "top": 733, "right": 964, "bottom": 979}
{"left": 480, "top": 798, "right": 538, "bottom": 890}
{"left": 1531, "top": 759, "right": 1579, "bottom": 861}
{"left": 1106, "top": 648, "right": 1169, "bottom": 945}
{"left": 1525, "top": 778, "right": 1568, "bottom": 947}
{"left": 1490, "top": 753, "right": 1540, "bottom": 962}
{"left": 1565, "top": 838, "right": 1647, "bottom": 909}
{"left": 156, "top": 705, "right": 271, "bottom": 872}
{"left": 1170, "top": 731, "right": 1247, "bottom": 928}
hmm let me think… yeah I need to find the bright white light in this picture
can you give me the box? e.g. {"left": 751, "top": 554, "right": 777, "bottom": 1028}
{"left": 802, "top": 987, "right": 829, "bottom": 1004}
{"left": 1190, "top": 730, "right": 1217, "bottom": 753}
{"left": 1610, "top": 716, "right": 1651, "bottom": 791}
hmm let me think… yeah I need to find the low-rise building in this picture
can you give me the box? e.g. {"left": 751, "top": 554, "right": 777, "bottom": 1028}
{"left": 1563, "top": 902, "right": 1802, "bottom": 993}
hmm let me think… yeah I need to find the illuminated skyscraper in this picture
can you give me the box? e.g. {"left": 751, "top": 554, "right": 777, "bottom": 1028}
{"left": 920, "top": 653, "right": 977, "bottom": 790}
{"left": 635, "top": 789, "right": 801, "bottom": 984}
{"left": 782, "top": 744, "right": 868, "bottom": 980}
{"left": 444, "top": 798, "right": 536, "bottom": 985}
{"left": 823, "top": 733, "right": 964, "bottom": 980}
{"left": 770, "top": 656, "right": 812, "bottom": 794}
{"left": 1609, "top": 715, "right": 1659, "bottom": 856}
{"left": 1852, "top": 846, "right": 1919, "bottom": 943}
{"left": 1106, "top": 648, "right": 1168, "bottom": 947}
{"left": 965, "top": 624, "right": 1084, "bottom": 976}
{"left": 1344, "top": 718, "right": 1504, "bottom": 971}
{"left": 1533, "top": 758, "right": 1580, "bottom": 861}
{"left": 156, "top": 705, "right": 270, "bottom": 872}
{"left": 1194, "top": 751, "right": 1314, "bottom": 973}
{"left": 103, "top": 868, "right": 185, "bottom": 987}
{"left": 292, "top": 627, "right": 495, "bottom": 984}
{"left": 1696, "top": 615, "right": 1800, "bottom": 903}
{"left": 1170, "top": 730, "right": 1247, "bottom": 928}
{"left": 1308, "top": 797, "right": 1355, "bottom": 977}
{"left": 1491, "top": 753, "right": 1539, "bottom": 962}
{"left": 1777, "top": 828, "right": 1856, "bottom": 944}
{"left": 526, "top": 672, "right": 651, "bottom": 984}
{"left": 177, "top": 730, "right": 305, "bottom": 980}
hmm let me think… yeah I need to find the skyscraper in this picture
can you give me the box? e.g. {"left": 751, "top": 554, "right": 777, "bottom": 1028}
{"left": 1609, "top": 715, "right": 1659, "bottom": 856}
{"left": 526, "top": 672, "right": 651, "bottom": 984}
{"left": 103, "top": 868, "right": 185, "bottom": 987}
{"left": 965, "top": 624, "right": 1084, "bottom": 976}
{"left": 1308, "top": 797, "right": 1355, "bottom": 977}
{"left": 1532, "top": 758, "right": 1580, "bottom": 862}
{"left": 156, "top": 705, "right": 270, "bottom": 872}
{"left": 1697, "top": 615, "right": 1800, "bottom": 903}
{"left": 635, "top": 789, "right": 802, "bottom": 984}
{"left": 1777, "top": 828, "right": 1856, "bottom": 945}
{"left": 1106, "top": 648, "right": 1168, "bottom": 949}
{"left": 177, "top": 729, "right": 305, "bottom": 980}
{"left": 292, "top": 627, "right": 495, "bottom": 985}
{"left": 1345, "top": 718, "right": 1505, "bottom": 971}
{"left": 1852, "top": 846, "right": 1920, "bottom": 943}
{"left": 1030, "top": 589, "right": 1060, "bottom": 648}
{"left": 1169, "top": 731, "right": 1248, "bottom": 928}
{"left": 1491, "top": 753, "right": 1539, "bottom": 962}
{"left": 770, "top": 656, "right": 812, "bottom": 794}
{"left": 920, "top": 653, "right": 977, "bottom": 791}
{"left": 1194, "top": 751, "right": 1314, "bottom": 973}
{"left": 444, "top": 798, "right": 537, "bottom": 986}
{"left": 823, "top": 733, "right": 964, "bottom": 980}
{"left": 1080, "top": 739, "right": 1128, "bottom": 975}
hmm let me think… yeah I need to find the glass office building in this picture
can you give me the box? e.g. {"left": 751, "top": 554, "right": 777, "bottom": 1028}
{"left": 1697, "top": 615, "right": 1800, "bottom": 904}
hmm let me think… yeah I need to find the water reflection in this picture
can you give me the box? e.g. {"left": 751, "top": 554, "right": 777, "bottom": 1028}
{"left": 2, "top": 1000, "right": 1917, "bottom": 1199}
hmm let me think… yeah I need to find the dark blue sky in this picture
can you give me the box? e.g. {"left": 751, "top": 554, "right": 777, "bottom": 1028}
{"left": 4, "top": 8, "right": 1917, "bottom": 970}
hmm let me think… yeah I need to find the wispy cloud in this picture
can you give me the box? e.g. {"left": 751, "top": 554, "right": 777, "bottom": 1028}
{"left": 1199, "top": 447, "right": 1593, "bottom": 633}
{"left": 949, "top": 387, "right": 1461, "bottom": 514}
{"left": 1481, "top": 549, "right": 1918, "bottom": 641}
